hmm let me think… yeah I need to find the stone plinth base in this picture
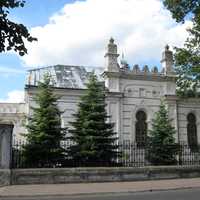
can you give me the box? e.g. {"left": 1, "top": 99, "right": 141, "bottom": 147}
{"left": 0, "top": 169, "right": 11, "bottom": 187}
{"left": 11, "top": 166, "right": 200, "bottom": 185}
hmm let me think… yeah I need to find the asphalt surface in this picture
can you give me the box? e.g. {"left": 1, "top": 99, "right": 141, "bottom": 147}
{"left": 1, "top": 188, "right": 200, "bottom": 200}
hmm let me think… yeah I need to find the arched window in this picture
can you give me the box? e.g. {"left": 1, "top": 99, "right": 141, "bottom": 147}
{"left": 135, "top": 111, "right": 147, "bottom": 147}
{"left": 187, "top": 113, "right": 198, "bottom": 151}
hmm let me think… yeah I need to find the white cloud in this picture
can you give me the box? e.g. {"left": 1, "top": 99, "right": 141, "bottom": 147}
{"left": 0, "top": 90, "right": 25, "bottom": 103}
{"left": 21, "top": 0, "right": 190, "bottom": 68}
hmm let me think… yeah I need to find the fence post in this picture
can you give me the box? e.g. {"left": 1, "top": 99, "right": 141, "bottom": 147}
{"left": 0, "top": 124, "right": 14, "bottom": 169}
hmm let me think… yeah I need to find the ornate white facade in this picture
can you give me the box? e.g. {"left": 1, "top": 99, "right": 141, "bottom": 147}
{"left": 1, "top": 38, "right": 200, "bottom": 145}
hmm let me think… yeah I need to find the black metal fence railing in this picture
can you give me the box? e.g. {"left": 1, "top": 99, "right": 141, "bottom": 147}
{"left": 178, "top": 143, "right": 200, "bottom": 166}
{"left": 119, "top": 140, "right": 146, "bottom": 167}
{"left": 11, "top": 139, "right": 200, "bottom": 168}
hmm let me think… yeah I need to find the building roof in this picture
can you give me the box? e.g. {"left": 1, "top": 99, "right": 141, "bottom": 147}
{"left": 26, "top": 65, "right": 104, "bottom": 89}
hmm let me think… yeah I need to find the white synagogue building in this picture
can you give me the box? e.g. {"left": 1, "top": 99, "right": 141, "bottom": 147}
{"left": 0, "top": 38, "right": 199, "bottom": 146}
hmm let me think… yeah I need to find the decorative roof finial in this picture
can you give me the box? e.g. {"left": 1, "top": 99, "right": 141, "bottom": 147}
{"left": 165, "top": 44, "right": 169, "bottom": 51}
{"left": 122, "top": 52, "right": 125, "bottom": 60}
{"left": 109, "top": 37, "right": 114, "bottom": 44}
{"left": 143, "top": 65, "right": 149, "bottom": 73}
{"left": 120, "top": 51, "right": 129, "bottom": 70}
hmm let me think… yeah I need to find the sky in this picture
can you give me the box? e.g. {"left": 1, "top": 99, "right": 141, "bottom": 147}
{"left": 0, "top": 0, "right": 191, "bottom": 103}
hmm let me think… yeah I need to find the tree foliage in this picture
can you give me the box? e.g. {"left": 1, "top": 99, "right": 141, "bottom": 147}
{"left": 23, "top": 75, "right": 66, "bottom": 167}
{"left": 163, "top": 0, "right": 200, "bottom": 23}
{"left": 0, "top": 0, "right": 37, "bottom": 56}
{"left": 68, "top": 73, "right": 119, "bottom": 166}
{"left": 147, "top": 101, "right": 179, "bottom": 165}
{"left": 163, "top": 0, "right": 200, "bottom": 97}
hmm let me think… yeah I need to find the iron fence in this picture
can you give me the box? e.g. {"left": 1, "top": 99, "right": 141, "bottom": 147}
{"left": 11, "top": 139, "right": 200, "bottom": 168}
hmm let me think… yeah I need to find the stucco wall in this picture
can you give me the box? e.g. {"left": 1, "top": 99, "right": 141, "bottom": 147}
{"left": 25, "top": 86, "right": 123, "bottom": 139}
{"left": 177, "top": 99, "right": 200, "bottom": 144}
{"left": 25, "top": 87, "right": 84, "bottom": 131}
{"left": 116, "top": 77, "right": 176, "bottom": 141}
{"left": 2, "top": 75, "right": 200, "bottom": 145}
{"left": 0, "top": 103, "right": 26, "bottom": 141}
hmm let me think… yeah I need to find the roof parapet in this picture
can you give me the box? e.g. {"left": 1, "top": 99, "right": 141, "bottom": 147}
{"left": 120, "top": 64, "right": 165, "bottom": 76}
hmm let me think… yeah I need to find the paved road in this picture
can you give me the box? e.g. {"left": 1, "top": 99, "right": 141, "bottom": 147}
{"left": 1, "top": 188, "right": 200, "bottom": 200}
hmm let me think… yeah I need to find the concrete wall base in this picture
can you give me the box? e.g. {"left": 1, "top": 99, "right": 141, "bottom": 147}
{"left": 0, "top": 169, "right": 11, "bottom": 187}
{"left": 11, "top": 166, "right": 200, "bottom": 185}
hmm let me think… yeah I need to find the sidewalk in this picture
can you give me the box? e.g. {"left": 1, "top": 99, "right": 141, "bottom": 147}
{"left": 1, "top": 178, "right": 200, "bottom": 198}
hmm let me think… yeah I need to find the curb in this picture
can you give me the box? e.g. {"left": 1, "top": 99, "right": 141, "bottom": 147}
{"left": 1, "top": 186, "right": 200, "bottom": 199}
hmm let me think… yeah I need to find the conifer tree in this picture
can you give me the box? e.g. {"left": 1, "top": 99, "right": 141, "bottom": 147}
{"left": 23, "top": 75, "right": 66, "bottom": 167}
{"left": 68, "top": 73, "right": 118, "bottom": 166}
{"left": 147, "top": 101, "right": 179, "bottom": 165}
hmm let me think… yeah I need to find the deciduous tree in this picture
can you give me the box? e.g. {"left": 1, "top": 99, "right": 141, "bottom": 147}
{"left": 0, "top": 0, "right": 37, "bottom": 56}
{"left": 163, "top": 0, "right": 200, "bottom": 97}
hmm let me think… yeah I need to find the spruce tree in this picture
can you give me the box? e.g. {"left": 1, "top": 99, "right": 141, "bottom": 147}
{"left": 147, "top": 101, "right": 179, "bottom": 165}
{"left": 23, "top": 75, "right": 66, "bottom": 167}
{"left": 68, "top": 73, "right": 118, "bottom": 166}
